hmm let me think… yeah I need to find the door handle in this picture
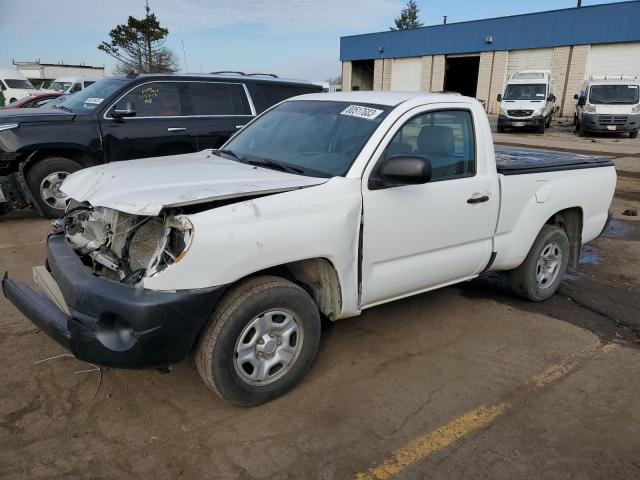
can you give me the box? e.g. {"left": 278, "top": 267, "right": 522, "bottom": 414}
{"left": 167, "top": 127, "right": 187, "bottom": 132}
{"left": 235, "top": 125, "right": 244, "bottom": 129}
{"left": 467, "top": 195, "right": 489, "bottom": 204}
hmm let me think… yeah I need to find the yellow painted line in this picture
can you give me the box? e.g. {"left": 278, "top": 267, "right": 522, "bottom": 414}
{"left": 355, "top": 341, "right": 617, "bottom": 480}
{"left": 355, "top": 403, "right": 508, "bottom": 480}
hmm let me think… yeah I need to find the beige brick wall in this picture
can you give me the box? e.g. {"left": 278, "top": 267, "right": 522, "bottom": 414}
{"left": 431, "top": 55, "right": 446, "bottom": 91}
{"left": 560, "top": 45, "right": 589, "bottom": 117}
{"left": 382, "top": 58, "right": 393, "bottom": 91}
{"left": 341, "top": 62, "right": 352, "bottom": 92}
{"left": 476, "top": 52, "right": 494, "bottom": 102}
{"left": 420, "top": 56, "right": 433, "bottom": 91}
{"left": 487, "top": 51, "right": 509, "bottom": 114}
{"left": 373, "top": 59, "right": 383, "bottom": 91}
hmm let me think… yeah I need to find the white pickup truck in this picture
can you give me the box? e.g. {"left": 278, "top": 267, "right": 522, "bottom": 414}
{"left": 3, "top": 92, "right": 616, "bottom": 406}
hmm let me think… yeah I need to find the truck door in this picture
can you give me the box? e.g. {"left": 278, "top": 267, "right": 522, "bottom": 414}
{"left": 360, "top": 105, "right": 499, "bottom": 307}
{"left": 100, "top": 81, "right": 197, "bottom": 161}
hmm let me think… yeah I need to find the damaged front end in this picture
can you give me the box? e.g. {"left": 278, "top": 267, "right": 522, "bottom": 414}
{"left": 62, "top": 202, "right": 193, "bottom": 285}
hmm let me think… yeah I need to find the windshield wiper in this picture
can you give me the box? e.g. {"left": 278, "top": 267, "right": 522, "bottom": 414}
{"left": 217, "top": 148, "right": 245, "bottom": 161}
{"left": 245, "top": 158, "right": 306, "bottom": 175}
{"left": 53, "top": 104, "right": 72, "bottom": 113}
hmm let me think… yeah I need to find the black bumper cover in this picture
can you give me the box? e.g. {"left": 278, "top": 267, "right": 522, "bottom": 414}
{"left": 2, "top": 234, "right": 227, "bottom": 369}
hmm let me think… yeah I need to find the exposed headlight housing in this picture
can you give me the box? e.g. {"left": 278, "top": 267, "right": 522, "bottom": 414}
{"left": 64, "top": 205, "right": 194, "bottom": 285}
{"left": 0, "top": 123, "right": 19, "bottom": 133}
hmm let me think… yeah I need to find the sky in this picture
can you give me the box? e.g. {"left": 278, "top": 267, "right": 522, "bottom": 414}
{"left": 0, "top": 0, "right": 632, "bottom": 82}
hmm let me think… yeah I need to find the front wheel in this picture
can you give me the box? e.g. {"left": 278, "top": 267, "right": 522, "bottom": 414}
{"left": 196, "top": 276, "right": 321, "bottom": 406}
{"left": 26, "top": 157, "right": 83, "bottom": 218}
{"left": 508, "top": 225, "right": 570, "bottom": 302}
{"left": 630, "top": 130, "right": 638, "bottom": 139}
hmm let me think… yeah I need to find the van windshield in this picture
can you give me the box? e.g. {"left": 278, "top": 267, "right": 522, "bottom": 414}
{"left": 589, "top": 84, "right": 639, "bottom": 105}
{"left": 5, "top": 79, "right": 36, "bottom": 90}
{"left": 503, "top": 83, "right": 546, "bottom": 100}
{"left": 221, "top": 100, "right": 391, "bottom": 177}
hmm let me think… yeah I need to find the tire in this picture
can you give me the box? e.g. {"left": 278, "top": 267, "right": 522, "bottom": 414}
{"left": 497, "top": 125, "right": 505, "bottom": 133}
{"left": 630, "top": 130, "right": 638, "bottom": 139}
{"left": 9, "top": 98, "right": 17, "bottom": 103}
{"left": 537, "top": 123, "right": 546, "bottom": 134}
{"left": 25, "top": 157, "right": 83, "bottom": 218}
{"left": 578, "top": 123, "right": 586, "bottom": 137}
{"left": 545, "top": 116, "right": 552, "bottom": 129}
{"left": 508, "top": 225, "right": 570, "bottom": 302}
{"left": 196, "top": 275, "right": 321, "bottom": 406}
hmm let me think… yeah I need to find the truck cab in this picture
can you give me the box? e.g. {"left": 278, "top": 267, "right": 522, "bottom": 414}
{"left": 497, "top": 71, "right": 556, "bottom": 134}
{"left": 574, "top": 76, "right": 640, "bottom": 138}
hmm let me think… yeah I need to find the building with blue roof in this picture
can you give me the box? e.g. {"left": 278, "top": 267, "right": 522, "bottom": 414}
{"left": 339, "top": 1, "right": 640, "bottom": 116}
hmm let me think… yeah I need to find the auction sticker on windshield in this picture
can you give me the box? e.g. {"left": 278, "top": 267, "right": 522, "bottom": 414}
{"left": 341, "top": 105, "right": 383, "bottom": 120}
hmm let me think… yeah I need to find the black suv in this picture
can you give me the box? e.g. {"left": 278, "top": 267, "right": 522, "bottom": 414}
{"left": 0, "top": 73, "right": 322, "bottom": 217}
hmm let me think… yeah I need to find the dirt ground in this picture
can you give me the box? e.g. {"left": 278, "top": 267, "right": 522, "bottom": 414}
{"left": 1, "top": 130, "right": 639, "bottom": 479}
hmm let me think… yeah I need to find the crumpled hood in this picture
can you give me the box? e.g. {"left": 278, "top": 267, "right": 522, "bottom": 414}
{"left": 61, "top": 150, "right": 328, "bottom": 216}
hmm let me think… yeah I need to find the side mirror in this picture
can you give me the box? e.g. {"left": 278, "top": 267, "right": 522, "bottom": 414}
{"left": 577, "top": 97, "right": 586, "bottom": 106}
{"left": 573, "top": 94, "right": 579, "bottom": 100}
{"left": 112, "top": 101, "right": 136, "bottom": 118}
{"left": 496, "top": 94, "right": 502, "bottom": 102}
{"left": 547, "top": 94, "right": 556, "bottom": 102}
{"left": 376, "top": 155, "right": 432, "bottom": 188}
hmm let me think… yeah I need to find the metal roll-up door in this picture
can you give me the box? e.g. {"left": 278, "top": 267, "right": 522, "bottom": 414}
{"left": 507, "top": 48, "right": 553, "bottom": 78}
{"left": 586, "top": 43, "right": 640, "bottom": 77}
{"left": 391, "top": 58, "right": 423, "bottom": 91}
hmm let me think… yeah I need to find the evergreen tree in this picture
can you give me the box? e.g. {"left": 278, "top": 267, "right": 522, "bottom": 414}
{"left": 390, "top": 1, "right": 424, "bottom": 31}
{"left": 98, "top": 1, "right": 178, "bottom": 74}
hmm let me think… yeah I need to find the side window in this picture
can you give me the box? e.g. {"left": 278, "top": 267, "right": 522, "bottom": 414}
{"left": 386, "top": 110, "right": 475, "bottom": 181}
{"left": 188, "top": 82, "right": 251, "bottom": 116}
{"left": 69, "top": 83, "right": 82, "bottom": 93}
{"left": 114, "top": 82, "right": 185, "bottom": 117}
{"left": 84, "top": 81, "right": 95, "bottom": 88}
{"left": 249, "top": 83, "right": 316, "bottom": 112}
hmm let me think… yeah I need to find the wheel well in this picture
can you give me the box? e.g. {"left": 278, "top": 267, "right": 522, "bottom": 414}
{"left": 545, "top": 207, "right": 583, "bottom": 268}
{"left": 24, "top": 148, "right": 100, "bottom": 175}
{"left": 232, "top": 258, "right": 343, "bottom": 320}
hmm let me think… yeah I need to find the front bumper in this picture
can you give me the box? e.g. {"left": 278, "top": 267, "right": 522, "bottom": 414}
{"left": 498, "top": 114, "right": 545, "bottom": 128}
{"left": 580, "top": 113, "right": 640, "bottom": 133}
{"left": 2, "top": 234, "right": 227, "bottom": 369}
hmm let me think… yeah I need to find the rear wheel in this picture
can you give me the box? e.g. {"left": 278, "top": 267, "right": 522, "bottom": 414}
{"left": 26, "top": 157, "right": 83, "bottom": 218}
{"left": 196, "top": 276, "right": 321, "bottom": 406}
{"left": 508, "top": 225, "right": 569, "bottom": 302}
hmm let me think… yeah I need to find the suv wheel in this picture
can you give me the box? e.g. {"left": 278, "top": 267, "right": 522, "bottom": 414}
{"left": 630, "top": 130, "right": 638, "bottom": 139}
{"left": 508, "top": 225, "right": 569, "bottom": 302}
{"left": 196, "top": 276, "right": 321, "bottom": 406}
{"left": 26, "top": 157, "right": 83, "bottom": 218}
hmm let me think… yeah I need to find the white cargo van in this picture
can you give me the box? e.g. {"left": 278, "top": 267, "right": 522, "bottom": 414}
{"left": 574, "top": 77, "right": 640, "bottom": 138}
{"left": 48, "top": 77, "right": 100, "bottom": 94}
{"left": 497, "top": 71, "right": 556, "bottom": 134}
{"left": 0, "top": 68, "right": 38, "bottom": 103}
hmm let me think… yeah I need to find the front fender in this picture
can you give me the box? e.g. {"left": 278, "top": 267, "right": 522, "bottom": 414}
{"left": 143, "top": 178, "right": 363, "bottom": 319}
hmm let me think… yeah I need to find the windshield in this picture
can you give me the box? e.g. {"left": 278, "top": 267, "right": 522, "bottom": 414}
{"left": 57, "top": 78, "right": 128, "bottom": 113}
{"left": 503, "top": 83, "right": 547, "bottom": 100}
{"left": 222, "top": 100, "right": 391, "bottom": 177}
{"left": 5, "top": 79, "right": 35, "bottom": 90}
{"left": 589, "top": 84, "right": 639, "bottom": 105}
{"left": 49, "top": 81, "right": 73, "bottom": 92}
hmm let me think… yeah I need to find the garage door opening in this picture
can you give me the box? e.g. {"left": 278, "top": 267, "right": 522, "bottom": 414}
{"left": 351, "top": 60, "right": 374, "bottom": 91}
{"left": 444, "top": 55, "right": 480, "bottom": 97}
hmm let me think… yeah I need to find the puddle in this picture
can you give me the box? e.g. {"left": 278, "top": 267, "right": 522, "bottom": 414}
{"left": 579, "top": 245, "right": 601, "bottom": 265}
{"left": 602, "top": 219, "right": 640, "bottom": 241}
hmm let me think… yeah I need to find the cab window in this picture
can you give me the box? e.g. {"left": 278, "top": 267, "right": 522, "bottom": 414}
{"left": 113, "top": 82, "right": 185, "bottom": 117}
{"left": 386, "top": 110, "right": 476, "bottom": 181}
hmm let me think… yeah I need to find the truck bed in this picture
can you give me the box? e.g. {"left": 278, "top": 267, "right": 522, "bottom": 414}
{"left": 495, "top": 146, "right": 614, "bottom": 175}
